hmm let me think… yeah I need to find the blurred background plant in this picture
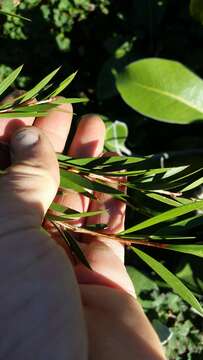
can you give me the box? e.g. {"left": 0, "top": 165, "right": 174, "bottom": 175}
{"left": 0, "top": 0, "right": 203, "bottom": 358}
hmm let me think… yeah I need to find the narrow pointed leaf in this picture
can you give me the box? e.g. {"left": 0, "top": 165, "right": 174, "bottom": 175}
{"left": 48, "top": 71, "right": 78, "bottom": 98}
{"left": 18, "top": 67, "right": 61, "bottom": 103}
{"left": 131, "top": 247, "right": 203, "bottom": 315}
{"left": 60, "top": 169, "right": 125, "bottom": 196}
{"left": 121, "top": 199, "right": 203, "bottom": 234}
{"left": 52, "top": 222, "right": 91, "bottom": 269}
{"left": 0, "top": 10, "right": 31, "bottom": 22}
{"left": 0, "top": 111, "right": 48, "bottom": 118}
{"left": 166, "top": 244, "right": 203, "bottom": 258}
{"left": 182, "top": 177, "right": 203, "bottom": 192}
{"left": 145, "top": 193, "right": 181, "bottom": 207}
{"left": 53, "top": 97, "right": 89, "bottom": 104}
{"left": 155, "top": 214, "right": 203, "bottom": 235}
{"left": 48, "top": 209, "right": 106, "bottom": 220}
{"left": 0, "top": 66, "right": 23, "bottom": 97}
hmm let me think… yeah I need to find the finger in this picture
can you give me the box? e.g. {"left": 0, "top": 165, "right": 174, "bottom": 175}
{"left": 34, "top": 102, "right": 73, "bottom": 153}
{"left": 0, "top": 126, "right": 59, "bottom": 233}
{"left": 80, "top": 196, "right": 132, "bottom": 292}
{"left": 77, "top": 149, "right": 134, "bottom": 292}
{"left": 0, "top": 91, "right": 35, "bottom": 144}
{"left": 85, "top": 152, "right": 126, "bottom": 261}
{"left": 68, "top": 114, "right": 106, "bottom": 157}
{"left": 75, "top": 248, "right": 135, "bottom": 297}
{"left": 55, "top": 115, "right": 106, "bottom": 220}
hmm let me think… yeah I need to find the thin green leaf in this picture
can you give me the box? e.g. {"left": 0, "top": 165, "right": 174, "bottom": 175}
{"left": 0, "top": 10, "right": 31, "bottom": 22}
{"left": 60, "top": 169, "right": 125, "bottom": 196}
{"left": 121, "top": 199, "right": 203, "bottom": 234}
{"left": 131, "top": 247, "right": 203, "bottom": 315}
{"left": 182, "top": 177, "right": 203, "bottom": 192}
{"left": 0, "top": 66, "right": 23, "bottom": 97}
{"left": 50, "top": 203, "right": 78, "bottom": 214}
{"left": 0, "top": 111, "right": 48, "bottom": 118}
{"left": 18, "top": 67, "right": 61, "bottom": 103}
{"left": 53, "top": 97, "right": 89, "bottom": 104}
{"left": 47, "top": 71, "right": 78, "bottom": 98}
{"left": 52, "top": 222, "right": 91, "bottom": 269}
{"left": 145, "top": 193, "right": 181, "bottom": 207}
{"left": 155, "top": 214, "right": 203, "bottom": 235}
{"left": 48, "top": 209, "right": 106, "bottom": 220}
{"left": 166, "top": 244, "right": 203, "bottom": 258}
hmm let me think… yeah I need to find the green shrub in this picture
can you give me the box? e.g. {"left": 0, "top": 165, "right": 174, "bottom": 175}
{"left": 0, "top": 0, "right": 110, "bottom": 50}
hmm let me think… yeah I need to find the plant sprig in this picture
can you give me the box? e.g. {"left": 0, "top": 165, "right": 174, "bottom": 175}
{"left": 0, "top": 67, "right": 202, "bottom": 315}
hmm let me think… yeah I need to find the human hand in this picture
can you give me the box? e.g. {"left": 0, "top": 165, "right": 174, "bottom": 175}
{"left": 0, "top": 101, "right": 165, "bottom": 360}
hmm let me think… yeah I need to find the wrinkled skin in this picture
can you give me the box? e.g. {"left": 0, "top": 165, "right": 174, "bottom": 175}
{"left": 0, "top": 101, "right": 166, "bottom": 360}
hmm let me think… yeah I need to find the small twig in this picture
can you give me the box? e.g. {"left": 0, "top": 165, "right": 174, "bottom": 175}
{"left": 56, "top": 221, "right": 168, "bottom": 249}
{"left": 153, "top": 189, "right": 183, "bottom": 197}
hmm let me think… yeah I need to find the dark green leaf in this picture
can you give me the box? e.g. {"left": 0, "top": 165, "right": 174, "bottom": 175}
{"left": 131, "top": 247, "right": 203, "bottom": 315}
{"left": 121, "top": 200, "right": 203, "bottom": 234}
{"left": 52, "top": 222, "right": 91, "bottom": 269}
{"left": 48, "top": 209, "right": 106, "bottom": 220}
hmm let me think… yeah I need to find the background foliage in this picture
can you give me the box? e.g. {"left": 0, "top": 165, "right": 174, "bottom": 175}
{"left": 0, "top": 0, "right": 203, "bottom": 358}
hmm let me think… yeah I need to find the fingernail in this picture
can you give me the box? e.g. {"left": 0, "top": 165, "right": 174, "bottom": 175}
{"left": 12, "top": 128, "right": 39, "bottom": 148}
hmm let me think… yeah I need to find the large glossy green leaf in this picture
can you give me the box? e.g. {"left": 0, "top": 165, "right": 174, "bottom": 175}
{"left": 190, "top": 0, "right": 203, "bottom": 24}
{"left": 131, "top": 247, "right": 203, "bottom": 315}
{"left": 121, "top": 199, "right": 203, "bottom": 234}
{"left": 115, "top": 58, "right": 203, "bottom": 124}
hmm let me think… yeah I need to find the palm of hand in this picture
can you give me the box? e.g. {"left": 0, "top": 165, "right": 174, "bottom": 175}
{"left": 0, "top": 102, "right": 137, "bottom": 359}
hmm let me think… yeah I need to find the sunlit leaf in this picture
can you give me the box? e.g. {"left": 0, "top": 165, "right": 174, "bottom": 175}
{"left": 131, "top": 247, "right": 203, "bottom": 315}
{"left": 181, "top": 177, "right": 203, "bottom": 192}
{"left": 60, "top": 169, "right": 125, "bottom": 196}
{"left": 18, "top": 67, "right": 61, "bottom": 103}
{"left": 155, "top": 214, "right": 203, "bottom": 235}
{"left": 0, "top": 65, "right": 23, "bottom": 97}
{"left": 116, "top": 58, "right": 203, "bottom": 124}
{"left": 145, "top": 193, "right": 181, "bottom": 207}
{"left": 121, "top": 200, "right": 203, "bottom": 234}
{"left": 166, "top": 244, "right": 203, "bottom": 258}
{"left": 47, "top": 71, "right": 78, "bottom": 98}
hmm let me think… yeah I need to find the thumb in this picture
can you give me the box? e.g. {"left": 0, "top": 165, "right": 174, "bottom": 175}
{"left": 0, "top": 126, "right": 59, "bottom": 231}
